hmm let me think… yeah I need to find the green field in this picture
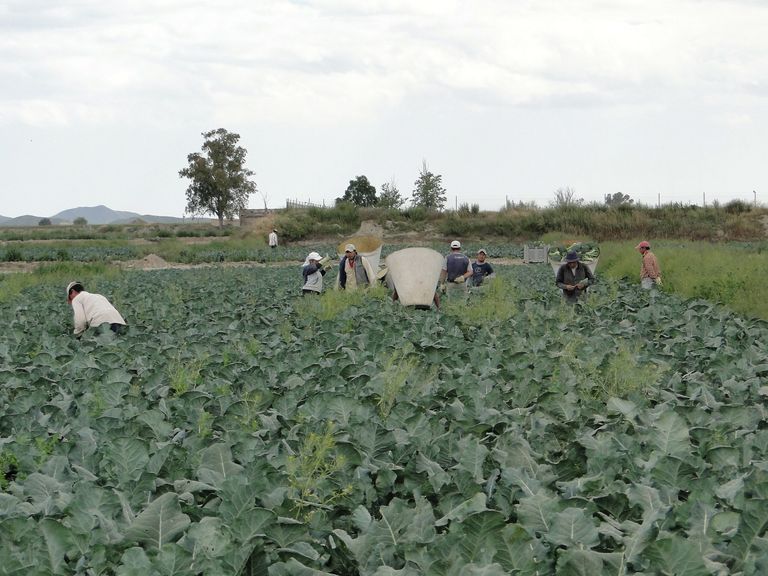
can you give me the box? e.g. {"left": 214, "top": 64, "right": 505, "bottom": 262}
{"left": 2, "top": 265, "right": 767, "bottom": 574}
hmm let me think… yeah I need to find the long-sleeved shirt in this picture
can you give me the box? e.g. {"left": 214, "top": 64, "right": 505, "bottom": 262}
{"left": 70, "top": 291, "right": 126, "bottom": 336}
{"left": 338, "top": 255, "right": 375, "bottom": 290}
{"left": 555, "top": 262, "right": 595, "bottom": 302}
{"left": 302, "top": 263, "right": 326, "bottom": 292}
{"left": 640, "top": 251, "right": 661, "bottom": 279}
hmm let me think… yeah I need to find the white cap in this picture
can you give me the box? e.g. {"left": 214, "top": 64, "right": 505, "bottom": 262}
{"left": 66, "top": 281, "right": 83, "bottom": 298}
{"left": 307, "top": 252, "right": 323, "bottom": 262}
{"left": 344, "top": 244, "right": 356, "bottom": 252}
{"left": 450, "top": 240, "right": 461, "bottom": 249}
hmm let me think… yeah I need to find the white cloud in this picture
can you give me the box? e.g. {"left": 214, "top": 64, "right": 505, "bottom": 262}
{"left": 1, "top": 0, "right": 766, "bottom": 129}
{"left": 2, "top": 0, "right": 768, "bottom": 215}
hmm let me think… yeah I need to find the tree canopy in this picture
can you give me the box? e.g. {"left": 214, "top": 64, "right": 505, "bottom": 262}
{"left": 179, "top": 128, "right": 256, "bottom": 227}
{"left": 338, "top": 175, "right": 377, "bottom": 207}
{"left": 73, "top": 217, "right": 88, "bottom": 226}
{"left": 411, "top": 161, "right": 446, "bottom": 210}
{"left": 605, "top": 192, "right": 634, "bottom": 206}
{"left": 378, "top": 179, "right": 404, "bottom": 210}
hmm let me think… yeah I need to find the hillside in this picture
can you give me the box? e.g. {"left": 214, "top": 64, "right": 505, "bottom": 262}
{"left": 0, "top": 205, "right": 190, "bottom": 227}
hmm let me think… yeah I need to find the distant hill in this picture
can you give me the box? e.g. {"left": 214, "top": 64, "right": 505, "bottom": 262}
{"left": 52, "top": 205, "right": 141, "bottom": 224}
{"left": 0, "top": 205, "right": 199, "bottom": 227}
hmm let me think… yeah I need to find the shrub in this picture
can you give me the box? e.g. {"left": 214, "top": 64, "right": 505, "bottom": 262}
{"left": 403, "top": 207, "right": 428, "bottom": 222}
{"left": 724, "top": 200, "right": 752, "bottom": 214}
{"left": 3, "top": 248, "right": 22, "bottom": 262}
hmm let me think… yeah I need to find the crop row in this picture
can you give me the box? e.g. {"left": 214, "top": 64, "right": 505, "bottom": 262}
{"left": 0, "top": 242, "right": 525, "bottom": 264}
{"left": 1, "top": 266, "right": 766, "bottom": 574}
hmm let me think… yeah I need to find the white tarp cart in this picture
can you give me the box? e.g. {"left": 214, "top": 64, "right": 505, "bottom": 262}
{"left": 386, "top": 247, "right": 443, "bottom": 307}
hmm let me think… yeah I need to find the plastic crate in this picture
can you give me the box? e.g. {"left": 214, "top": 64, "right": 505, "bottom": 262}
{"left": 523, "top": 245, "right": 549, "bottom": 263}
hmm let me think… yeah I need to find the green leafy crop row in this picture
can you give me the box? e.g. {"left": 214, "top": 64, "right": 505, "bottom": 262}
{"left": 1, "top": 266, "right": 767, "bottom": 574}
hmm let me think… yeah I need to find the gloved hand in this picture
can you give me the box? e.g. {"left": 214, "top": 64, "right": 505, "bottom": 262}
{"left": 654, "top": 276, "right": 663, "bottom": 286}
{"left": 453, "top": 277, "right": 465, "bottom": 284}
{"left": 439, "top": 283, "right": 446, "bottom": 294}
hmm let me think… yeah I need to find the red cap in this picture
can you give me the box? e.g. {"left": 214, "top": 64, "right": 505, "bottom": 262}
{"left": 635, "top": 241, "right": 650, "bottom": 249}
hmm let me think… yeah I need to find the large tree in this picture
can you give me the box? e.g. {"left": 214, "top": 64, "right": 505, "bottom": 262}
{"left": 378, "top": 178, "right": 404, "bottom": 209}
{"left": 179, "top": 128, "right": 256, "bottom": 227}
{"left": 411, "top": 160, "right": 446, "bottom": 210}
{"left": 339, "top": 175, "right": 378, "bottom": 207}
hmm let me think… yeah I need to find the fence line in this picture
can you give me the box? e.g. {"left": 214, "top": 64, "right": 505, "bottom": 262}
{"left": 286, "top": 199, "right": 327, "bottom": 209}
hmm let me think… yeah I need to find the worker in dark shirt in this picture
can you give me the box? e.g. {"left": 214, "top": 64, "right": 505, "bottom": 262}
{"left": 470, "top": 248, "right": 495, "bottom": 286}
{"left": 555, "top": 251, "right": 595, "bottom": 303}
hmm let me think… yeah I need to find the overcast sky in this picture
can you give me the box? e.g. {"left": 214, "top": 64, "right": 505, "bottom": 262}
{"left": 1, "top": 0, "right": 767, "bottom": 217}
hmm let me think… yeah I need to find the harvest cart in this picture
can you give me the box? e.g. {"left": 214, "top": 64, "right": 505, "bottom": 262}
{"left": 337, "top": 235, "right": 383, "bottom": 271}
{"left": 523, "top": 244, "right": 549, "bottom": 263}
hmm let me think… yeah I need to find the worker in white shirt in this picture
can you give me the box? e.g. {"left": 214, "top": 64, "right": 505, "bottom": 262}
{"left": 268, "top": 229, "right": 278, "bottom": 248}
{"left": 66, "top": 281, "right": 127, "bottom": 337}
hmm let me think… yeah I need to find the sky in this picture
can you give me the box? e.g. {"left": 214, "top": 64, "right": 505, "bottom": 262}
{"left": 1, "top": 0, "right": 767, "bottom": 217}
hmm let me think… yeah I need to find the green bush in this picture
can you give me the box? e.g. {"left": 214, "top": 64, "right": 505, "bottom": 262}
{"left": 724, "top": 200, "right": 752, "bottom": 214}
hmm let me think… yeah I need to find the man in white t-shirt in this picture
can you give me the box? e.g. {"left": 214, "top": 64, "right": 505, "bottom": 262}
{"left": 67, "top": 281, "right": 127, "bottom": 337}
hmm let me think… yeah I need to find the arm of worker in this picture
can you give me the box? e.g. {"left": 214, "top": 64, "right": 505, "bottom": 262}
{"left": 462, "top": 259, "right": 472, "bottom": 280}
{"left": 304, "top": 263, "right": 325, "bottom": 276}
{"left": 555, "top": 266, "right": 573, "bottom": 291}
{"left": 337, "top": 258, "right": 346, "bottom": 289}
{"left": 439, "top": 257, "right": 448, "bottom": 284}
{"left": 579, "top": 265, "right": 595, "bottom": 287}
{"left": 362, "top": 257, "right": 375, "bottom": 286}
{"left": 72, "top": 300, "right": 88, "bottom": 337}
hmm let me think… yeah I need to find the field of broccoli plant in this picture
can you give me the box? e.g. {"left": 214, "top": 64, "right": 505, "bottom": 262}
{"left": 2, "top": 264, "right": 768, "bottom": 575}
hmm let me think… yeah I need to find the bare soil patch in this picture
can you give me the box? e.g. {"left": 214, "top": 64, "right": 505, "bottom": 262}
{"left": 0, "top": 261, "right": 39, "bottom": 273}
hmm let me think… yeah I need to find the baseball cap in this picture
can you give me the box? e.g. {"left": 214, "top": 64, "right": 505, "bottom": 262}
{"left": 307, "top": 252, "right": 323, "bottom": 262}
{"left": 450, "top": 240, "right": 461, "bottom": 249}
{"left": 344, "top": 244, "right": 356, "bottom": 252}
{"left": 477, "top": 248, "right": 487, "bottom": 255}
{"left": 636, "top": 241, "right": 650, "bottom": 249}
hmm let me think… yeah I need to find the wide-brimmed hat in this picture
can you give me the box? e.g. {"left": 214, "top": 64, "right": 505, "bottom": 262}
{"left": 344, "top": 244, "right": 356, "bottom": 252}
{"left": 635, "top": 241, "right": 650, "bottom": 250}
{"left": 565, "top": 251, "right": 580, "bottom": 262}
{"left": 450, "top": 240, "right": 461, "bottom": 249}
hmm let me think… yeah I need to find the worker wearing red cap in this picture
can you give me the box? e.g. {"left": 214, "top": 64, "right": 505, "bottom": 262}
{"left": 636, "top": 241, "right": 662, "bottom": 289}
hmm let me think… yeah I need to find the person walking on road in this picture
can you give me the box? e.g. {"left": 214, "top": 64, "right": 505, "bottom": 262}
{"left": 555, "top": 251, "right": 595, "bottom": 303}
{"left": 636, "top": 241, "right": 662, "bottom": 289}
{"left": 67, "top": 281, "right": 127, "bottom": 337}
